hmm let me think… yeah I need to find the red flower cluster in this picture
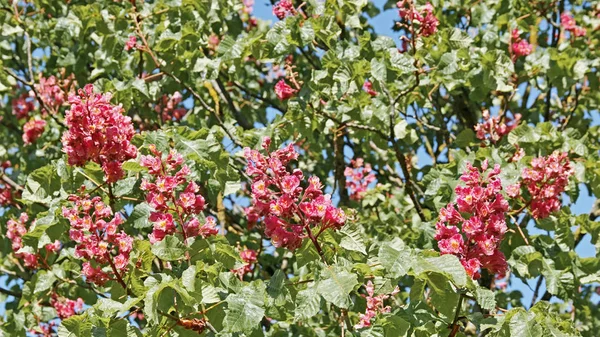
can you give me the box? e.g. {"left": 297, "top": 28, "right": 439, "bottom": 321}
{"left": 232, "top": 249, "right": 258, "bottom": 279}
{"left": 22, "top": 119, "right": 46, "bottom": 145}
{"left": 12, "top": 92, "right": 36, "bottom": 120}
{"left": 511, "top": 29, "right": 532, "bottom": 61}
{"left": 125, "top": 36, "right": 139, "bottom": 51}
{"left": 273, "top": 0, "right": 295, "bottom": 20}
{"left": 474, "top": 111, "right": 521, "bottom": 143}
{"left": 35, "top": 75, "right": 67, "bottom": 114}
{"left": 244, "top": 137, "right": 346, "bottom": 250}
{"left": 155, "top": 91, "right": 186, "bottom": 122}
{"left": 435, "top": 161, "right": 509, "bottom": 279}
{"left": 397, "top": 1, "right": 439, "bottom": 37}
{"left": 508, "top": 151, "right": 573, "bottom": 219}
{"left": 344, "top": 158, "right": 376, "bottom": 201}
{"left": 6, "top": 213, "right": 39, "bottom": 268}
{"left": 363, "top": 81, "right": 377, "bottom": 97}
{"left": 50, "top": 294, "right": 84, "bottom": 319}
{"left": 140, "top": 145, "right": 217, "bottom": 244}
{"left": 355, "top": 280, "right": 400, "bottom": 329}
{"left": 274, "top": 79, "right": 297, "bottom": 101}
{"left": 61, "top": 84, "right": 138, "bottom": 183}
{"left": 561, "top": 12, "right": 586, "bottom": 37}
{"left": 0, "top": 161, "right": 15, "bottom": 207}
{"left": 62, "top": 195, "right": 131, "bottom": 285}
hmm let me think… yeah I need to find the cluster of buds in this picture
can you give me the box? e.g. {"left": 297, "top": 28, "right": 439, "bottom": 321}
{"left": 274, "top": 79, "right": 297, "bottom": 101}
{"left": 0, "top": 161, "right": 15, "bottom": 207}
{"left": 155, "top": 92, "right": 187, "bottom": 122}
{"left": 561, "top": 12, "right": 587, "bottom": 37}
{"left": 344, "top": 158, "right": 376, "bottom": 201}
{"left": 62, "top": 195, "right": 131, "bottom": 285}
{"left": 12, "top": 92, "right": 36, "bottom": 120}
{"left": 50, "top": 293, "right": 84, "bottom": 319}
{"left": 355, "top": 280, "right": 400, "bottom": 329}
{"left": 6, "top": 213, "right": 39, "bottom": 268}
{"left": 244, "top": 137, "right": 346, "bottom": 250}
{"left": 397, "top": 1, "right": 439, "bottom": 38}
{"left": 510, "top": 29, "right": 532, "bottom": 61}
{"left": 232, "top": 249, "right": 258, "bottom": 279}
{"left": 22, "top": 119, "right": 47, "bottom": 145}
{"left": 35, "top": 75, "right": 68, "bottom": 114}
{"left": 273, "top": 0, "right": 296, "bottom": 20}
{"left": 61, "top": 84, "right": 138, "bottom": 183}
{"left": 474, "top": 111, "right": 521, "bottom": 143}
{"left": 507, "top": 151, "right": 573, "bottom": 219}
{"left": 363, "top": 81, "right": 377, "bottom": 97}
{"left": 435, "top": 161, "right": 509, "bottom": 279}
{"left": 140, "top": 145, "right": 218, "bottom": 244}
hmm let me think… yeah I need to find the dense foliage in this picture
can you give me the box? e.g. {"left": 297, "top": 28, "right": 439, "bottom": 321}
{"left": 1, "top": 0, "right": 599, "bottom": 336}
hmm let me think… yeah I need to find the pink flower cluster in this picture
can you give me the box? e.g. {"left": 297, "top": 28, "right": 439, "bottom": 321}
{"left": 62, "top": 195, "right": 131, "bottom": 285}
{"left": 140, "top": 145, "right": 218, "bottom": 244}
{"left": 0, "top": 161, "right": 15, "bottom": 207}
{"left": 62, "top": 84, "right": 137, "bottom": 183}
{"left": 507, "top": 151, "right": 573, "bottom": 219}
{"left": 355, "top": 280, "right": 400, "bottom": 329}
{"left": 22, "top": 119, "right": 46, "bottom": 145}
{"left": 155, "top": 91, "right": 186, "bottom": 122}
{"left": 232, "top": 249, "right": 258, "bottom": 279}
{"left": 35, "top": 75, "right": 67, "bottom": 114}
{"left": 511, "top": 29, "right": 532, "bottom": 61}
{"left": 244, "top": 137, "right": 346, "bottom": 250}
{"left": 474, "top": 111, "right": 521, "bottom": 143}
{"left": 435, "top": 161, "right": 509, "bottom": 279}
{"left": 274, "top": 79, "right": 297, "bottom": 101}
{"left": 344, "top": 158, "right": 376, "bottom": 201}
{"left": 273, "top": 0, "right": 295, "bottom": 20}
{"left": 561, "top": 12, "right": 587, "bottom": 37}
{"left": 125, "top": 36, "right": 139, "bottom": 51}
{"left": 12, "top": 92, "right": 36, "bottom": 120}
{"left": 363, "top": 81, "right": 377, "bottom": 97}
{"left": 397, "top": 1, "right": 439, "bottom": 37}
{"left": 6, "top": 213, "right": 39, "bottom": 268}
{"left": 50, "top": 293, "right": 84, "bottom": 319}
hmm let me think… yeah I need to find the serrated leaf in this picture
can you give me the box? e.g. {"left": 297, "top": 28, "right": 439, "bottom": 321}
{"left": 339, "top": 222, "right": 367, "bottom": 255}
{"left": 223, "top": 281, "right": 266, "bottom": 333}
{"left": 316, "top": 266, "right": 357, "bottom": 309}
{"left": 151, "top": 236, "right": 186, "bottom": 261}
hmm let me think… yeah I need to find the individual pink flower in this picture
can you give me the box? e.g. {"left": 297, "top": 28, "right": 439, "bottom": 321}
{"left": 474, "top": 111, "right": 521, "bottom": 143}
{"left": 125, "top": 35, "right": 138, "bottom": 51}
{"left": 232, "top": 249, "right": 258, "bottom": 279}
{"left": 22, "top": 119, "right": 46, "bottom": 144}
{"left": 244, "top": 137, "right": 346, "bottom": 250}
{"left": 273, "top": 0, "right": 295, "bottom": 20}
{"left": 274, "top": 79, "right": 297, "bottom": 101}
{"left": 363, "top": 81, "right": 377, "bottom": 96}
{"left": 355, "top": 280, "right": 400, "bottom": 329}
{"left": 435, "top": 161, "right": 509, "bottom": 279}
{"left": 344, "top": 158, "right": 376, "bottom": 201}
{"left": 61, "top": 84, "right": 137, "bottom": 182}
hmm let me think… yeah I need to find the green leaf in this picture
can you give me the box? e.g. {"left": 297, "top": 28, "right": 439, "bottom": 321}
{"left": 316, "top": 266, "right": 357, "bottom": 309}
{"left": 223, "top": 281, "right": 266, "bottom": 333}
{"left": 339, "top": 222, "right": 367, "bottom": 255}
{"left": 509, "top": 310, "right": 542, "bottom": 337}
{"left": 151, "top": 236, "right": 186, "bottom": 261}
{"left": 378, "top": 239, "right": 412, "bottom": 278}
{"left": 475, "top": 287, "right": 496, "bottom": 311}
{"left": 294, "top": 285, "right": 321, "bottom": 322}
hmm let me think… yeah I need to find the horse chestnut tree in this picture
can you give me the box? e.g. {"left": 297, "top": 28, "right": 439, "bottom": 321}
{"left": 0, "top": 0, "right": 599, "bottom": 336}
